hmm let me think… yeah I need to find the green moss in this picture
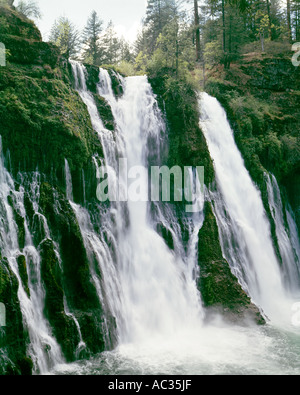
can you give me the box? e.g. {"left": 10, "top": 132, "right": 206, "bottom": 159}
{"left": 198, "top": 202, "right": 265, "bottom": 324}
{"left": 93, "top": 94, "right": 115, "bottom": 131}
{"left": 38, "top": 183, "right": 106, "bottom": 355}
{"left": 0, "top": 5, "right": 41, "bottom": 41}
{"left": 0, "top": 34, "right": 60, "bottom": 66}
{"left": 39, "top": 239, "right": 80, "bottom": 362}
{"left": 0, "top": 63, "right": 103, "bottom": 175}
{"left": 0, "top": 8, "right": 104, "bottom": 176}
{"left": 149, "top": 71, "right": 215, "bottom": 185}
{"left": 84, "top": 64, "right": 100, "bottom": 93}
{"left": 0, "top": 257, "right": 31, "bottom": 375}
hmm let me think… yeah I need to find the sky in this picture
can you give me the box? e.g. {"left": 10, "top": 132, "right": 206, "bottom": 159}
{"left": 15, "top": 0, "right": 148, "bottom": 43}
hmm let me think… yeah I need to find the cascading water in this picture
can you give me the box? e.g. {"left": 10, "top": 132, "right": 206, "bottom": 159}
{"left": 2, "top": 60, "right": 298, "bottom": 374}
{"left": 69, "top": 62, "right": 205, "bottom": 348}
{"left": 265, "top": 173, "right": 300, "bottom": 293}
{"left": 49, "top": 65, "right": 300, "bottom": 375}
{"left": 199, "top": 92, "right": 300, "bottom": 326}
{"left": 0, "top": 138, "right": 64, "bottom": 374}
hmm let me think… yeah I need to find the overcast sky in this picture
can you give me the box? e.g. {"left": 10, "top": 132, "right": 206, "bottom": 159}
{"left": 15, "top": 0, "right": 148, "bottom": 42}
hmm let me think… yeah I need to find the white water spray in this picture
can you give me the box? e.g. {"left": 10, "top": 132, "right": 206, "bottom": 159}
{"left": 199, "top": 92, "right": 299, "bottom": 325}
{"left": 70, "top": 63, "right": 205, "bottom": 347}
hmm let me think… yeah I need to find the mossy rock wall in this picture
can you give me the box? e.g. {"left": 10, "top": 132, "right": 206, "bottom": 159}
{"left": 0, "top": 6, "right": 112, "bottom": 372}
{"left": 0, "top": 5, "right": 41, "bottom": 41}
{"left": 0, "top": 257, "right": 32, "bottom": 375}
{"left": 149, "top": 72, "right": 214, "bottom": 185}
{"left": 38, "top": 182, "right": 107, "bottom": 357}
{"left": 198, "top": 202, "right": 265, "bottom": 325}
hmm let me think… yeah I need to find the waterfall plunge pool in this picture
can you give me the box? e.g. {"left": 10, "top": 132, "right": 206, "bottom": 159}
{"left": 49, "top": 320, "right": 300, "bottom": 375}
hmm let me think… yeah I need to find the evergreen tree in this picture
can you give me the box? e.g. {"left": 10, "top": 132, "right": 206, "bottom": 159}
{"left": 287, "top": 0, "right": 292, "bottom": 41}
{"left": 292, "top": 0, "right": 300, "bottom": 40}
{"left": 49, "top": 17, "right": 80, "bottom": 58}
{"left": 119, "top": 39, "right": 135, "bottom": 63}
{"left": 82, "top": 11, "right": 103, "bottom": 65}
{"left": 99, "top": 21, "right": 121, "bottom": 64}
{"left": 193, "top": 0, "right": 201, "bottom": 62}
{"left": 144, "top": 0, "right": 184, "bottom": 54}
{"left": 149, "top": 16, "right": 194, "bottom": 77}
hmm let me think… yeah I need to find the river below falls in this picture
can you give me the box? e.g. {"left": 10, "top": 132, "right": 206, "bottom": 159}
{"left": 49, "top": 321, "right": 300, "bottom": 375}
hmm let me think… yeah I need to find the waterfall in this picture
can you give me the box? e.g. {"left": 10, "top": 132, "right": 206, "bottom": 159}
{"left": 0, "top": 138, "right": 63, "bottom": 374}
{"left": 265, "top": 173, "right": 300, "bottom": 292}
{"left": 64, "top": 159, "right": 74, "bottom": 202}
{"left": 199, "top": 92, "right": 299, "bottom": 325}
{"left": 70, "top": 62, "right": 204, "bottom": 346}
{"left": 1, "top": 60, "right": 299, "bottom": 374}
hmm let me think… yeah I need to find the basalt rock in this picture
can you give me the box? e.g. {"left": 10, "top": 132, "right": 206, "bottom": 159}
{"left": 197, "top": 202, "right": 265, "bottom": 325}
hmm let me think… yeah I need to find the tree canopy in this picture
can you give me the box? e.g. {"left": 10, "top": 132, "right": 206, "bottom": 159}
{"left": 47, "top": 0, "right": 296, "bottom": 74}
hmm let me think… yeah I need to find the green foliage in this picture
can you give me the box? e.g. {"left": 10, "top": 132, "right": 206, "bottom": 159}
{"left": 135, "top": 51, "right": 149, "bottom": 74}
{"left": 204, "top": 40, "right": 223, "bottom": 66}
{"left": 146, "top": 18, "right": 195, "bottom": 79}
{"left": 241, "top": 40, "right": 292, "bottom": 56}
{"left": 81, "top": 11, "right": 103, "bottom": 65}
{"left": 0, "top": 3, "right": 41, "bottom": 40}
{"left": 49, "top": 16, "right": 80, "bottom": 58}
{"left": 228, "top": 92, "right": 276, "bottom": 135}
{"left": 114, "top": 60, "right": 136, "bottom": 76}
{"left": 0, "top": 16, "right": 9, "bottom": 33}
{"left": 149, "top": 69, "right": 215, "bottom": 184}
{"left": 143, "top": 0, "right": 184, "bottom": 54}
{"left": 86, "top": 21, "right": 135, "bottom": 67}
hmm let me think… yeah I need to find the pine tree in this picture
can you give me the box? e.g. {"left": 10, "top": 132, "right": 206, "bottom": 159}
{"left": 287, "top": 0, "right": 292, "bottom": 41}
{"left": 194, "top": 0, "right": 201, "bottom": 62}
{"left": 49, "top": 17, "right": 80, "bottom": 58}
{"left": 292, "top": 0, "right": 300, "bottom": 40}
{"left": 99, "top": 21, "right": 121, "bottom": 65}
{"left": 82, "top": 11, "right": 103, "bottom": 65}
{"left": 119, "top": 39, "right": 134, "bottom": 63}
{"left": 144, "top": 0, "right": 184, "bottom": 54}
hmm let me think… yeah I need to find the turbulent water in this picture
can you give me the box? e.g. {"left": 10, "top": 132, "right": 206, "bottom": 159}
{"left": 1, "top": 65, "right": 300, "bottom": 375}
{"left": 69, "top": 62, "right": 204, "bottom": 346}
